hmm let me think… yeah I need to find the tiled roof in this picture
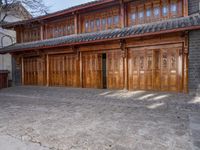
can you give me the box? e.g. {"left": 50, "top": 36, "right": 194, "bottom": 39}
{"left": 1, "top": 13, "right": 200, "bottom": 54}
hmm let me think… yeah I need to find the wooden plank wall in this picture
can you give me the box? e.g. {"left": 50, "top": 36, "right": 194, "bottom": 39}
{"left": 18, "top": 33, "right": 188, "bottom": 92}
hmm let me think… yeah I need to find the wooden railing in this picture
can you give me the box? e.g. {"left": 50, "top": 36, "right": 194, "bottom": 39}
{"left": 0, "top": 70, "right": 9, "bottom": 89}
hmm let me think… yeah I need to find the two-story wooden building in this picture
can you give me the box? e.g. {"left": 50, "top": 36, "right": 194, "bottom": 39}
{"left": 0, "top": 0, "right": 200, "bottom": 93}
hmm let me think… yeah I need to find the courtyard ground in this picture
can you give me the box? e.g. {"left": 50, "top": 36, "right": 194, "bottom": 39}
{"left": 0, "top": 86, "right": 200, "bottom": 150}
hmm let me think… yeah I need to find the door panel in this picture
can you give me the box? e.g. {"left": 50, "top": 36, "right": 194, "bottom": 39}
{"left": 49, "top": 54, "right": 79, "bottom": 87}
{"left": 128, "top": 46, "right": 181, "bottom": 92}
{"left": 128, "top": 51, "right": 139, "bottom": 90}
{"left": 23, "top": 56, "right": 46, "bottom": 86}
{"left": 82, "top": 52, "right": 102, "bottom": 88}
{"left": 107, "top": 50, "right": 124, "bottom": 89}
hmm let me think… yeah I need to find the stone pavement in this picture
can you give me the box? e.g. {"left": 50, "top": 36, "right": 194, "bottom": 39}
{"left": 0, "top": 86, "right": 199, "bottom": 150}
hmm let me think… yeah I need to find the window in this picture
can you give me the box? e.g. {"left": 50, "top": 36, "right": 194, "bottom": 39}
{"left": 171, "top": 3, "right": 177, "bottom": 15}
{"left": 85, "top": 21, "right": 89, "bottom": 32}
{"left": 146, "top": 8, "right": 151, "bottom": 17}
{"left": 102, "top": 18, "right": 106, "bottom": 30}
{"left": 108, "top": 17, "right": 113, "bottom": 27}
{"left": 138, "top": 11, "right": 144, "bottom": 19}
{"left": 114, "top": 16, "right": 119, "bottom": 25}
{"left": 131, "top": 13, "right": 136, "bottom": 24}
{"left": 154, "top": 7, "right": 160, "bottom": 17}
{"left": 96, "top": 19, "right": 100, "bottom": 30}
{"left": 162, "top": 5, "right": 168, "bottom": 16}
{"left": 90, "top": 20, "right": 94, "bottom": 32}
{"left": 67, "top": 25, "right": 71, "bottom": 34}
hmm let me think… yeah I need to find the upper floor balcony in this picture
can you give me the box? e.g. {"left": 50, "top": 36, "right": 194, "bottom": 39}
{"left": 3, "top": 0, "right": 188, "bottom": 44}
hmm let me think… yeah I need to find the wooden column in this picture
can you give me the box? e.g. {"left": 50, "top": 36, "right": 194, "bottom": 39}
{"left": 183, "top": 0, "right": 188, "bottom": 16}
{"left": 121, "top": 40, "right": 127, "bottom": 90}
{"left": 45, "top": 24, "right": 48, "bottom": 40}
{"left": 74, "top": 13, "right": 79, "bottom": 34}
{"left": 183, "top": 32, "right": 189, "bottom": 93}
{"left": 40, "top": 24, "right": 44, "bottom": 40}
{"left": 20, "top": 26, "right": 24, "bottom": 43}
{"left": 120, "top": 0, "right": 125, "bottom": 28}
{"left": 79, "top": 51, "right": 83, "bottom": 88}
{"left": 46, "top": 54, "right": 49, "bottom": 86}
{"left": 78, "top": 14, "right": 82, "bottom": 34}
{"left": 21, "top": 56, "right": 24, "bottom": 85}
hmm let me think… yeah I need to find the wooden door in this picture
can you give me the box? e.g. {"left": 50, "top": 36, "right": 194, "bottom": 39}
{"left": 49, "top": 54, "right": 80, "bottom": 87}
{"left": 128, "top": 47, "right": 180, "bottom": 92}
{"left": 128, "top": 50, "right": 139, "bottom": 90}
{"left": 160, "top": 48, "right": 179, "bottom": 92}
{"left": 64, "top": 54, "right": 80, "bottom": 87}
{"left": 82, "top": 52, "right": 102, "bottom": 88}
{"left": 146, "top": 50, "right": 153, "bottom": 90}
{"left": 49, "top": 55, "right": 65, "bottom": 86}
{"left": 107, "top": 50, "right": 124, "bottom": 89}
{"left": 153, "top": 50, "right": 161, "bottom": 90}
{"left": 128, "top": 49, "right": 146, "bottom": 90}
{"left": 23, "top": 56, "right": 46, "bottom": 85}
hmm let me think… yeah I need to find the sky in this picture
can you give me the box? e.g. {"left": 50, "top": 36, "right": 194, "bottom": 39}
{"left": 43, "top": 0, "right": 93, "bottom": 13}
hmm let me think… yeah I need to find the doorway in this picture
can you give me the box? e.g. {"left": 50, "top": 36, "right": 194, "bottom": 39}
{"left": 102, "top": 53, "right": 107, "bottom": 89}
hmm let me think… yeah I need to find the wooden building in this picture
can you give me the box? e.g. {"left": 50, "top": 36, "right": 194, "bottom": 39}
{"left": 1, "top": 0, "right": 200, "bottom": 93}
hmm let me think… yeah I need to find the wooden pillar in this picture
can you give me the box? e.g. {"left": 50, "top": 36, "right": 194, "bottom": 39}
{"left": 183, "top": 0, "right": 188, "bottom": 16}
{"left": 74, "top": 13, "right": 79, "bottom": 34}
{"left": 79, "top": 51, "right": 83, "bottom": 88}
{"left": 45, "top": 24, "right": 48, "bottom": 40}
{"left": 20, "top": 26, "right": 24, "bottom": 43}
{"left": 21, "top": 56, "right": 24, "bottom": 85}
{"left": 120, "top": 0, "right": 125, "bottom": 28}
{"left": 78, "top": 14, "right": 82, "bottom": 34}
{"left": 121, "top": 40, "right": 127, "bottom": 90}
{"left": 183, "top": 32, "right": 189, "bottom": 93}
{"left": 46, "top": 54, "right": 49, "bottom": 86}
{"left": 40, "top": 25, "right": 44, "bottom": 40}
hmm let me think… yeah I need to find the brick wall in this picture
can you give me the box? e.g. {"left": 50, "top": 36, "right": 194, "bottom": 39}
{"left": 189, "top": 30, "right": 200, "bottom": 94}
{"left": 188, "top": 0, "right": 199, "bottom": 15}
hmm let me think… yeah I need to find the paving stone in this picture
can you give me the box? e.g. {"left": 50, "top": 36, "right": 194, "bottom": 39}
{"left": 0, "top": 86, "right": 199, "bottom": 150}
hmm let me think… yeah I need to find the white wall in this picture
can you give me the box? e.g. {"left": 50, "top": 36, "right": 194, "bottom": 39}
{"left": 0, "top": 11, "right": 23, "bottom": 81}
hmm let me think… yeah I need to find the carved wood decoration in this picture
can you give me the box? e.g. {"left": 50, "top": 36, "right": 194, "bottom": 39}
{"left": 127, "top": 0, "right": 183, "bottom": 26}
{"left": 128, "top": 46, "right": 182, "bottom": 92}
{"left": 81, "top": 6, "right": 120, "bottom": 33}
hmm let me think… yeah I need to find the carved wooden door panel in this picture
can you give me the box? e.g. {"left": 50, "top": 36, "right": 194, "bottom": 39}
{"left": 107, "top": 50, "right": 124, "bottom": 89}
{"left": 160, "top": 48, "right": 179, "bottom": 91}
{"left": 168, "top": 48, "right": 179, "bottom": 92}
{"left": 128, "top": 50, "right": 139, "bottom": 90}
{"left": 153, "top": 50, "right": 161, "bottom": 90}
{"left": 138, "top": 51, "right": 146, "bottom": 90}
{"left": 82, "top": 52, "right": 102, "bottom": 88}
{"left": 146, "top": 50, "right": 153, "bottom": 90}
